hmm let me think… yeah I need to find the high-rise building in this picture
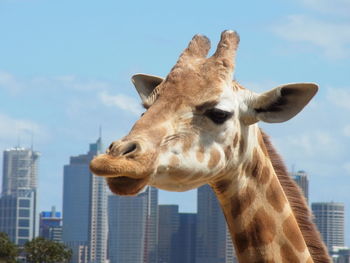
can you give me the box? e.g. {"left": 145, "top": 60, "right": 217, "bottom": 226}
{"left": 39, "top": 206, "right": 62, "bottom": 242}
{"left": 144, "top": 187, "right": 159, "bottom": 263}
{"left": 0, "top": 147, "right": 39, "bottom": 245}
{"left": 62, "top": 137, "right": 108, "bottom": 263}
{"left": 196, "top": 185, "right": 233, "bottom": 263}
{"left": 177, "top": 213, "right": 197, "bottom": 263}
{"left": 108, "top": 187, "right": 158, "bottom": 263}
{"left": 312, "top": 202, "right": 345, "bottom": 251}
{"left": 291, "top": 170, "right": 309, "bottom": 203}
{"left": 158, "top": 205, "right": 179, "bottom": 263}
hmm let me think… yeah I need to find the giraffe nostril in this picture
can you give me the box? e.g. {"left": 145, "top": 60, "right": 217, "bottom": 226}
{"left": 121, "top": 143, "right": 138, "bottom": 156}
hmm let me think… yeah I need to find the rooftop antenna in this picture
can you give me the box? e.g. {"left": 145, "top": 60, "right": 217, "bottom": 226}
{"left": 17, "top": 134, "right": 21, "bottom": 148}
{"left": 99, "top": 125, "right": 102, "bottom": 140}
{"left": 30, "top": 131, "right": 34, "bottom": 151}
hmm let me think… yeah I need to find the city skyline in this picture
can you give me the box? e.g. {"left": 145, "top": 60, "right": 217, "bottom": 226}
{"left": 0, "top": 140, "right": 347, "bottom": 262}
{"left": 0, "top": 0, "right": 349, "bottom": 245}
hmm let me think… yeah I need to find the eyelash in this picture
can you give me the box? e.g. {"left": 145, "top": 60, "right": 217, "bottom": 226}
{"left": 204, "top": 108, "right": 233, "bottom": 124}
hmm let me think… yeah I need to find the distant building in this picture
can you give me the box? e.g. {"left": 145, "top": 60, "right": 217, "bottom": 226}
{"left": 108, "top": 187, "right": 158, "bottom": 263}
{"left": 177, "top": 213, "right": 197, "bottom": 263}
{"left": 0, "top": 147, "right": 39, "bottom": 245}
{"left": 331, "top": 246, "right": 350, "bottom": 263}
{"left": 62, "top": 137, "right": 108, "bottom": 263}
{"left": 196, "top": 185, "right": 234, "bottom": 263}
{"left": 312, "top": 202, "right": 345, "bottom": 251}
{"left": 39, "top": 206, "right": 62, "bottom": 242}
{"left": 291, "top": 170, "right": 309, "bottom": 203}
{"left": 158, "top": 205, "right": 179, "bottom": 263}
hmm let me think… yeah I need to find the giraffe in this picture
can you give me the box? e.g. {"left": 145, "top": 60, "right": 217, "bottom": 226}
{"left": 90, "top": 31, "right": 331, "bottom": 262}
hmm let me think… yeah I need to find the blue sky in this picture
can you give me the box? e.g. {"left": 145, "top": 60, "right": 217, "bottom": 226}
{"left": 0, "top": 0, "right": 349, "bottom": 244}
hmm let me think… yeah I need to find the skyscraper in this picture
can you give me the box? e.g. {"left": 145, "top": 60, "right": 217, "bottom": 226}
{"left": 62, "top": 137, "right": 108, "bottom": 263}
{"left": 108, "top": 187, "right": 158, "bottom": 263}
{"left": 39, "top": 206, "right": 62, "bottom": 242}
{"left": 196, "top": 185, "right": 233, "bottom": 263}
{"left": 0, "top": 147, "right": 39, "bottom": 245}
{"left": 158, "top": 205, "right": 179, "bottom": 263}
{"left": 177, "top": 213, "right": 197, "bottom": 263}
{"left": 291, "top": 170, "right": 309, "bottom": 203}
{"left": 312, "top": 202, "right": 345, "bottom": 251}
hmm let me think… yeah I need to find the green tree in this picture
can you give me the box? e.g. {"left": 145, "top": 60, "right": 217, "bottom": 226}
{"left": 24, "top": 237, "right": 72, "bottom": 263}
{"left": 0, "top": 232, "right": 18, "bottom": 263}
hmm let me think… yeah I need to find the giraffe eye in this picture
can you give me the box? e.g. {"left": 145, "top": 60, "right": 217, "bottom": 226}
{"left": 204, "top": 108, "right": 232, "bottom": 124}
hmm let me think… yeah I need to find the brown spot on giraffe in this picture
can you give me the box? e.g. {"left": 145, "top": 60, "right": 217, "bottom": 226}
{"left": 208, "top": 148, "right": 220, "bottom": 169}
{"left": 266, "top": 178, "right": 287, "bottom": 213}
{"left": 196, "top": 145, "right": 205, "bottom": 162}
{"left": 231, "top": 186, "right": 256, "bottom": 219}
{"left": 213, "top": 179, "right": 232, "bottom": 195}
{"left": 234, "top": 231, "right": 250, "bottom": 254}
{"left": 248, "top": 149, "right": 270, "bottom": 184}
{"left": 248, "top": 208, "right": 277, "bottom": 247}
{"left": 283, "top": 215, "right": 307, "bottom": 252}
{"left": 280, "top": 243, "right": 299, "bottom": 263}
{"left": 234, "top": 208, "right": 277, "bottom": 256}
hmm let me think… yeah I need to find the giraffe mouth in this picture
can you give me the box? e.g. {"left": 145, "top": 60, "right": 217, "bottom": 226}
{"left": 106, "top": 176, "right": 148, "bottom": 196}
{"left": 90, "top": 154, "right": 152, "bottom": 195}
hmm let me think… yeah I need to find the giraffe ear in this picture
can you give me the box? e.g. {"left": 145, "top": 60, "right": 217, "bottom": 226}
{"left": 245, "top": 83, "right": 318, "bottom": 124}
{"left": 131, "top": 74, "right": 164, "bottom": 105}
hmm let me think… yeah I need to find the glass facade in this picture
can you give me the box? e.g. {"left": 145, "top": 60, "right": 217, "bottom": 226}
{"left": 62, "top": 138, "right": 107, "bottom": 263}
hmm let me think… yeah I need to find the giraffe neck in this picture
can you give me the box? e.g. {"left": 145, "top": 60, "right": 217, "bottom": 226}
{"left": 211, "top": 142, "right": 313, "bottom": 263}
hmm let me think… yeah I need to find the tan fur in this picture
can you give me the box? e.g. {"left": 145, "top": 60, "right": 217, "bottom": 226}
{"left": 260, "top": 130, "right": 331, "bottom": 263}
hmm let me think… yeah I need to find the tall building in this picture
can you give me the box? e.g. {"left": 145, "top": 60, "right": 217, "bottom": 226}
{"left": 312, "top": 202, "right": 345, "bottom": 251}
{"left": 39, "top": 206, "right": 62, "bottom": 242}
{"left": 177, "top": 213, "right": 197, "bottom": 263}
{"left": 0, "top": 147, "right": 39, "bottom": 245}
{"left": 158, "top": 205, "right": 179, "bottom": 263}
{"left": 196, "top": 185, "right": 233, "bottom": 263}
{"left": 62, "top": 137, "right": 108, "bottom": 263}
{"left": 291, "top": 170, "right": 309, "bottom": 203}
{"left": 108, "top": 187, "right": 158, "bottom": 263}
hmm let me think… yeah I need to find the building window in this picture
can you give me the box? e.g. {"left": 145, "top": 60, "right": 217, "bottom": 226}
{"left": 19, "top": 199, "right": 30, "bottom": 208}
{"left": 18, "top": 229, "right": 29, "bottom": 237}
{"left": 19, "top": 209, "right": 30, "bottom": 217}
{"left": 18, "top": 219, "right": 30, "bottom": 227}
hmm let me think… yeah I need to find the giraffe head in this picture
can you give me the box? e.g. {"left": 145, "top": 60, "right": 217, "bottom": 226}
{"left": 90, "top": 31, "right": 317, "bottom": 196}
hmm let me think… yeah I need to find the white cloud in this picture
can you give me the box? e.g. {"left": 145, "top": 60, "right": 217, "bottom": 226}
{"left": 272, "top": 15, "right": 350, "bottom": 59}
{"left": 274, "top": 130, "right": 341, "bottom": 159}
{"left": 99, "top": 91, "right": 143, "bottom": 116}
{"left": 297, "top": 0, "right": 350, "bottom": 16}
{"left": 0, "top": 113, "right": 49, "bottom": 143}
{"left": 0, "top": 71, "right": 112, "bottom": 94}
{"left": 327, "top": 88, "right": 350, "bottom": 110}
{"left": 0, "top": 71, "right": 24, "bottom": 94}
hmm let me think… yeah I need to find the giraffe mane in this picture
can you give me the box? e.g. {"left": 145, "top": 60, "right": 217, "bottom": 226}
{"left": 260, "top": 129, "right": 331, "bottom": 263}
